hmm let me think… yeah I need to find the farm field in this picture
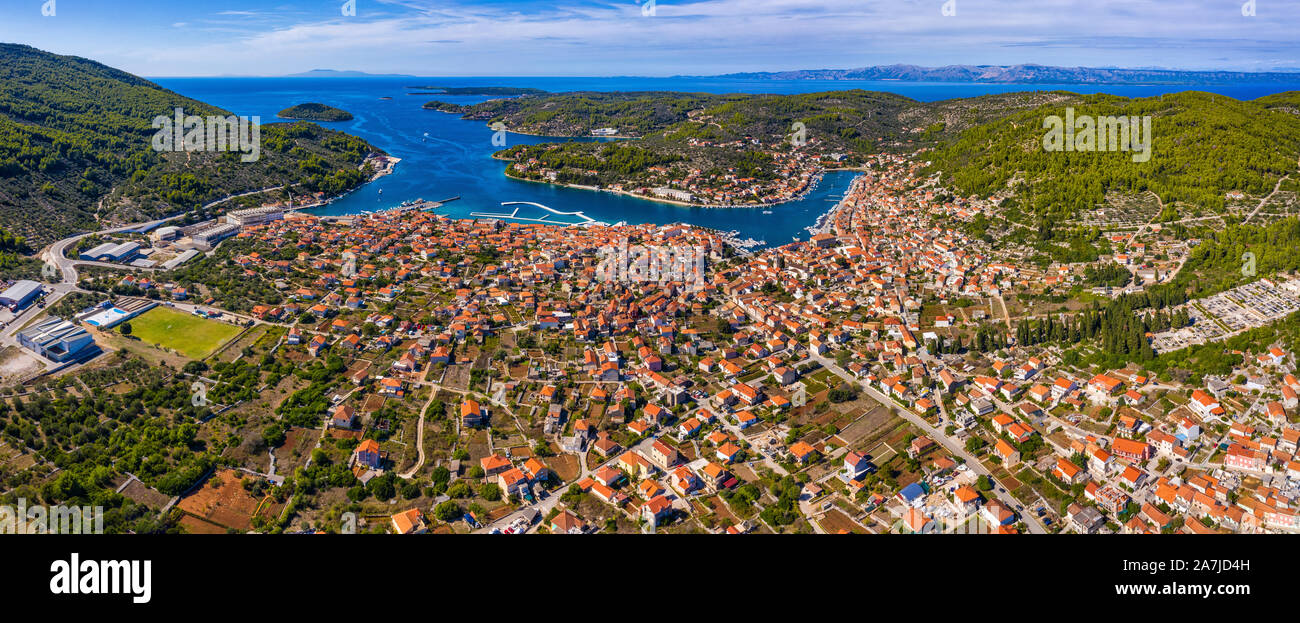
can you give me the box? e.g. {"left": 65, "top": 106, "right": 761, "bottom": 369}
{"left": 127, "top": 307, "right": 244, "bottom": 360}
{"left": 176, "top": 469, "right": 282, "bottom": 532}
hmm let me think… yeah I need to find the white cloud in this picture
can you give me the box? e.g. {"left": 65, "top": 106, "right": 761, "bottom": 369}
{"left": 18, "top": 0, "right": 1300, "bottom": 75}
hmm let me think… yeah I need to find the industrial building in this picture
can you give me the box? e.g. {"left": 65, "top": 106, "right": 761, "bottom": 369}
{"left": 18, "top": 317, "right": 99, "bottom": 363}
{"left": 152, "top": 226, "right": 180, "bottom": 242}
{"left": 0, "top": 280, "right": 43, "bottom": 311}
{"left": 79, "top": 241, "right": 141, "bottom": 263}
{"left": 161, "top": 249, "right": 200, "bottom": 270}
{"left": 191, "top": 223, "right": 240, "bottom": 249}
{"left": 226, "top": 206, "right": 284, "bottom": 228}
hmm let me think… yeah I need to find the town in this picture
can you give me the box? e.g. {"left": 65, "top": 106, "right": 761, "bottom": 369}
{"left": 1, "top": 148, "right": 1296, "bottom": 536}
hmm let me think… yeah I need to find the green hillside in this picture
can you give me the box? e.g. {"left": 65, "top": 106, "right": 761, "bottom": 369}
{"left": 925, "top": 92, "right": 1300, "bottom": 219}
{"left": 433, "top": 90, "right": 1065, "bottom": 189}
{"left": 0, "top": 44, "right": 382, "bottom": 246}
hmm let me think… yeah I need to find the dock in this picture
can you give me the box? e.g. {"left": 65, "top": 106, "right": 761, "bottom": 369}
{"left": 469, "top": 202, "right": 602, "bottom": 227}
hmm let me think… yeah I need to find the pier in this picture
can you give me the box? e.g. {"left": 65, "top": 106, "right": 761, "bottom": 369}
{"left": 469, "top": 201, "right": 603, "bottom": 226}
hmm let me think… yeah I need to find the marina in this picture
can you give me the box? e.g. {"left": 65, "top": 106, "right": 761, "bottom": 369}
{"left": 468, "top": 201, "right": 603, "bottom": 226}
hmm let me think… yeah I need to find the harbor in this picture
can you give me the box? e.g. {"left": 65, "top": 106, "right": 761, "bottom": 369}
{"left": 156, "top": 77, "right": 863, "bottom": 250}
{"left": 468, "top": 201, "right": 604, "bottom": 226}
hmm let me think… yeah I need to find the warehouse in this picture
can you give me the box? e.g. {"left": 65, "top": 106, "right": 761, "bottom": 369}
{"left": 161, "top": 249, "right": 200, "bottom": 270}
{"left": 0, "top": 280, "right": 43, "bottom": 311}
{"left": 79, "top": 241, "right": 141, "bottom": 263}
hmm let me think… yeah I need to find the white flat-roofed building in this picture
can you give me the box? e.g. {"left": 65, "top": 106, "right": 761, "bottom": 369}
{"left": 18, "top": 316, "right": 98, "bottom": 363}
{"left": 153, "top": 226, "right": 180, "bottom": 241}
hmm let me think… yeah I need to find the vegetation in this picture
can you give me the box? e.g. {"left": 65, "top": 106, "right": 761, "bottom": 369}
{"left": 126, "top": 307, "right": 244, "bottom": 360}
{"left": 0, "top": 43, "right": 382, "bottom": 245}
{"left": 927, "top": 92, "right": 1300, "bottom": 220}
{"left": 436, "top": 89, "right": 1067, "bottom": 189}
{"left": 277, "top": 103, "right": 354, "bottom": 122}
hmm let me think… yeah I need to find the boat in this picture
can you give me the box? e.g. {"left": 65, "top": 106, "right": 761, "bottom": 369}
{"left": 761, "top": 210, "right": 773, "bottom": 214}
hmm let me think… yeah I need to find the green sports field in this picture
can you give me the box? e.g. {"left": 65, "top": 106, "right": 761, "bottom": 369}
{"left": 127, "top": 306, "right": 243, "bottom": 360}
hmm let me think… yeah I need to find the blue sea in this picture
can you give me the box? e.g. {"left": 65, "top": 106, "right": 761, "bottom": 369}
{"left": 152, "top": 76, "right": 1300, "bottom": 246}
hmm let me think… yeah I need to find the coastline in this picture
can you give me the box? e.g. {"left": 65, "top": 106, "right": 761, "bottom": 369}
{"left": 497, "top": 154, "right": 855, "bottom": 210}
{"left": 291, "top": 154, "right": 401, "bottom": 212}
{"left": 428, "top": 110, "right": 644, "bottom": 140}
{"left": 277, "top": 115, "right": 354, "bottom": 122}
{"left": 805, "top": 173, "right": 867, "bottom": 237}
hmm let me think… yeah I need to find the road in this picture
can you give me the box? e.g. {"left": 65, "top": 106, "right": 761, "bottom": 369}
{"left": 1243, "top": 171, "right": 1292, "bottom": 224}
{"left": 811, "top": 353, "right": 1048, "bottom": 534}
{"left": 474, "top": 429, "right": 668, "bottom": 534}
{"left": 43, "top": 213, "right": 184, "bottom": 285}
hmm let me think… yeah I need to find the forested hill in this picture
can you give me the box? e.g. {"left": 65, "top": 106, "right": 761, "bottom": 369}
{"left": 0, "top": 44, "right": 382, "bottom": 247}
{"left": 429, "top": 89, "right": 1069, "bottom": 153}
{"left": 277, "top": 103, "right": 354, "bottom": 121}
{"left": 925, "top": 91, "right": 1300, "bottom": 219}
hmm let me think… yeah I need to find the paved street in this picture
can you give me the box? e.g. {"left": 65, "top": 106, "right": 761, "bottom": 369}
{"left": 811, "top": 353, "right": 1048, "bottom": 534}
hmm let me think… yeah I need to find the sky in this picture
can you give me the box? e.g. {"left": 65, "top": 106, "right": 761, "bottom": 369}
{"left": 0, "top": 0, "right": 1298, "bottom": 77}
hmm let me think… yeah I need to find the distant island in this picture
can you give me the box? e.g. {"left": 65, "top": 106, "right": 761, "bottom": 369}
{"left": 407, "top": 86, "right": 547, "bottom": 96}
{"left": 277, "top": 103, "right": 354, "bottom": 122}
{"left": 695, "top": 63, "right": 1300, "bottom": 85}
{"left": 285, "top": 69, "right": 415, "bottom": 78}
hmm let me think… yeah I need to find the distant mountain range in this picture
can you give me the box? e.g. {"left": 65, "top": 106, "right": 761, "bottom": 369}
{"left": 700, "top": 64, "right": 1300, "bottom": 84}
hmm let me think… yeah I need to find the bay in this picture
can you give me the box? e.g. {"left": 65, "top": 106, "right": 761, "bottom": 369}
{"left": 153, "top": 76, "right": 1300, "bottom": 247}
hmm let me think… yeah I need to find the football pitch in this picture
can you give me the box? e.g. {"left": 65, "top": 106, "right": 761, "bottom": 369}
{"left": 128, "top": 307, "right": 243, "bottom": 360}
